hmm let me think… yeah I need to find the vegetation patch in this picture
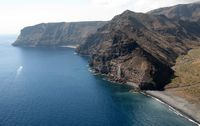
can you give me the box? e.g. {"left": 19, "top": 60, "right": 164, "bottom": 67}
{"left": 167, "top": 48, "right": 200, "bottom": 102}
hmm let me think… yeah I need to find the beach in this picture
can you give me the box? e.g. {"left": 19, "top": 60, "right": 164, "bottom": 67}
{"left": 145, "top": 90, "right": 200, "bottom": 126}
{"left": 59, "top": 45, "right": 78, "bottom": 49}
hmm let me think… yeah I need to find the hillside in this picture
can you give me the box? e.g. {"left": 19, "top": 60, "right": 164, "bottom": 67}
{"left": 167, "top": 48, "right": 200, "bottom": 103}
{"left": 149, "top": 2, "right": 200, "bottom": 22}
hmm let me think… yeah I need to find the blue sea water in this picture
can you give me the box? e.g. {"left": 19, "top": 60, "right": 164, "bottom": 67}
{"left": 0, "top": 35, "right": 197, "bottom": 126}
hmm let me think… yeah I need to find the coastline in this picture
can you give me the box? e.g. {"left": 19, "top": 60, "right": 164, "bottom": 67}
{"left": 125, "top": 82, "right": 200, "bottom": 125}
{"left": 144, "top": 90, "right": 200, "bottom": 126}
{"left": 59, "top": 45, "right": 78, "bottom": 49}
{"left": 87, "top": 66, "right": 200, "bottom": 125}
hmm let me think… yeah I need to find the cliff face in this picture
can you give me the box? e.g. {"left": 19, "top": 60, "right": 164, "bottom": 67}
{"left": 77, "top": 6, "right": 200, "bottom": 90}
{"left": 13, "top": 21, "right": 106, "bottom": 46}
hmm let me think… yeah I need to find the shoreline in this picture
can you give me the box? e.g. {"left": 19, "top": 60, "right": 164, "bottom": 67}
{"left": 125, "top": 82, "right": 200, "bottom": 125}
{"left": 144, "top": 90, "right": 200, "bottom": 126}
{"left": 59, "top": 45, "right": 78, "bottom": 49}
{"left": 87, "top": 67, "right": 200, "bottom": 125}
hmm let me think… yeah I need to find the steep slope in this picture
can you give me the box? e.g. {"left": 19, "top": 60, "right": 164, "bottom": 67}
{"left": 149, "top": 2, "right": 200, "bottom": 22}
{"left": 167, "top": 48, "right": 200, "bottom": 102}
{"left": 13, "top": 21, "right": 106, "bottom": 46}
{"left": 77, "top": 10, "right": 200, "bottom": 90}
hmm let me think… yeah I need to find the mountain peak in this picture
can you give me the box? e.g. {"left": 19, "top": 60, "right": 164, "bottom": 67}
{"left": 123, "top": 10, "right": 133, "bottom": 14}
{"left": 121, "top": 10, "right": 135, "bottom": 16}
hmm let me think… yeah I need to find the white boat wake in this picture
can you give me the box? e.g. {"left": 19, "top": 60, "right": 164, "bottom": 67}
{"left": 16, "top": 66, "right": 23, "bottom": 77}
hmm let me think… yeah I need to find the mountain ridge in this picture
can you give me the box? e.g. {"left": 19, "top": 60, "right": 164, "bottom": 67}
{"left": 148, "top": 2, "right": 200, "bottom": 22}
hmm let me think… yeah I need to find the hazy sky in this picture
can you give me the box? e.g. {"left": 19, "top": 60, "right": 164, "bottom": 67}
{"left": 0, "top": 0, "right": 199, "bottom": 34}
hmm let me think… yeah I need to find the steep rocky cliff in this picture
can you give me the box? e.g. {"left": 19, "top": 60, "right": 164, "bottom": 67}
{"left": 77, "top": 5, "right": 200, "bottom": 90}
{"left": 13, "top": 21, "right": 106, "bottom": 46}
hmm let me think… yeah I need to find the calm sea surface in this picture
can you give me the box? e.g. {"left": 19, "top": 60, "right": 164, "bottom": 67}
{"left": 0, "top": 35, "right": 196, "bottom": 126}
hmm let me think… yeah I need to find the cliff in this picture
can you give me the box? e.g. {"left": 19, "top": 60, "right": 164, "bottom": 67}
{"left": 77, "top": 3, "right": 200, "bottom": 90}
{"left": 13, "top": 21, "right": 106, "bottom": 46}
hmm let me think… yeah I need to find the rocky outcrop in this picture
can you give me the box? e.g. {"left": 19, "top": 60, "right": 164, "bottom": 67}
{"left": 13, "top": 21, "right": 106, "bottom": 46}
{"left": 77, "top": 5, "right": 200, "bottom": 90}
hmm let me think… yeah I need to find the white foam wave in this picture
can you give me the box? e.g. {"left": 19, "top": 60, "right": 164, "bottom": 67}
{"left": 16, "top": 66, "right": 23, "bottom": 76}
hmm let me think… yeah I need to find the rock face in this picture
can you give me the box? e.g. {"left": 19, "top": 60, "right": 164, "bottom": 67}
{"left": 13, "top": 21, "right": 106, "bottom": 46}
{"left": 77, "top": 3, "right": 200, "bottom": 90}
{"left": 148, "top": 2, "right": 200, "bottom": 22}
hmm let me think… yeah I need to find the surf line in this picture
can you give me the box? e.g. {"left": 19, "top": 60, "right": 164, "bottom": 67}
{"left": 141, "top": 92, "right": 200, "bottom": 126}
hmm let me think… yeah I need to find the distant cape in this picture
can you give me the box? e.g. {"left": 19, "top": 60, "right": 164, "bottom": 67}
{"left": 12, "top": 21, "right": 107, "bottom": 46}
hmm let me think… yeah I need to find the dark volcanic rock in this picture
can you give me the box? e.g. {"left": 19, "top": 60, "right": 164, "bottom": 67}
{"left": 13, "top": 21, "right": 106, "bottom": 46}
{"left": 77, "top": 7, "right": 200, "bottom": 90}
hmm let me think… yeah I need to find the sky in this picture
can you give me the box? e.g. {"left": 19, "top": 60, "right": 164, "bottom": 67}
{"left": 0, "top": 0, "right": 199, "bottom": 34}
